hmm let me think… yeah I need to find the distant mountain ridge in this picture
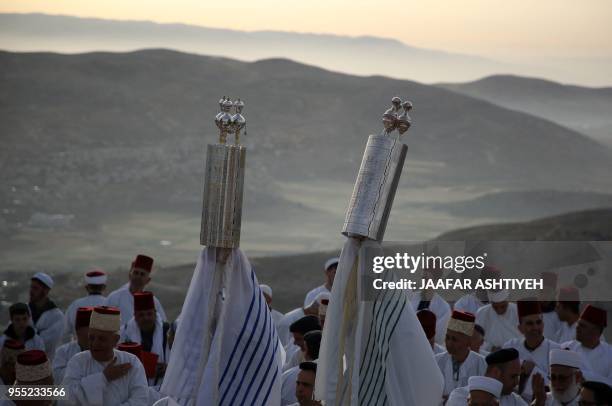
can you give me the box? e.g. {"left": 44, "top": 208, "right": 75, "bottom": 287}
{"left": 439, "top": 75, "right": 612, "bottom": 145}
{"left": 0, "top": 12, "right": 610, "bottom": 86}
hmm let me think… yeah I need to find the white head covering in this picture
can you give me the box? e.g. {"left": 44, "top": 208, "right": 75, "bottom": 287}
{"left": 260, "top": 284, "right": 272, "bottom": 298}
{"left": 468, "top": 376, "right": 503, "bottom": 398}
{"left": 32, "top": 272, "right": 53, "bottom": 289}
{"left": 85, "top": 269, "right": 107, "bottom": 285}
{"left": 487, "top": 289, "right": 509, "bottom": 303}
{"left": 316, "top": 292, "right": 331, "bottom": 316}
{"left": 89, "top": 307, "right": 121, "bottom": 333}
{"left": 324, "top": 257, "right": 340, "bottom": 270}
{"left": 550, "top": 349, "right": 581, "bottom": 369}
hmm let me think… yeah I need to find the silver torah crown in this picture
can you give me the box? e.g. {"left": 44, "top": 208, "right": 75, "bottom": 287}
{"left": 215, "top": 97, "right": 247, "bottom": 145}
{"left": 381, "top": 96, "right": 413, "bottom": 136}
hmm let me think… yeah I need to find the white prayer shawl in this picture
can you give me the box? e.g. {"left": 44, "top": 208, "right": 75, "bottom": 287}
{"left": 503, "top": 337, "right": 560, "bottom": 401}
{"left": 433, "top": 343, "right": 446, "bottom": 355}
{"left": 409, "top": 291, "right": 451, "bottom": 345}
{"left": 562, "top": 340, "right": 612, "bottom": 385}
{"left": 160, "top": 248, "right": 283, "bottom": 406}
{"left": 453, "top": 294, "right": 485, "bottom": 316}
{"left": 105, "top": 283, "right": 167, "bottom": 325}
{"left": 52, "top": 340, "right": 83, "bottom": 384}
{"left": 542, "top": 311, "right": 562, "bottom": 341}
{"left": 304, "top": 285, "right": 331, "bottom": 307}
{"left": 543, "top": 392, "right": 579, "bottom": 406}
{"left": 281, "top": 365, "right": 300, "bottom": 406}
{"left": 64, "top": 294, "right": 107, "bottom": 340}
{"left": 277, "top": 308, "right": 306, "bottom": 348}
{"left": 435, "top": 351, "right": 487, "bottom": 397}
{"left": 62, "top": 348, "right": 149, "bottom": 405}
{"left": 475, "top": 303, "right": 520, "bottom": 350}
{"left": 555, "top": 321, "right": 577, "bottom": 344}
{"left": 32, "top": 307, "right": 64, "bottom": 361}
{"left": 0, "top": 333, "right": 45, "bottom": 352}
{"left": 446, "top": 385, "right": 528, "bottom": 406}
{"left": 315, "top": 239, "right": 444, "bottom": 406}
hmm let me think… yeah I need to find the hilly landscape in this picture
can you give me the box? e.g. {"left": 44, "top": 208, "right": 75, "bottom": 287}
{"left": 0, "top": 13, "right": 610, "bottom": 86}
{"left": 439, "top": 75, "right": 612, "bottom": 146}
{"left": 1, "top": 49, "right": 612, "bottom": 272}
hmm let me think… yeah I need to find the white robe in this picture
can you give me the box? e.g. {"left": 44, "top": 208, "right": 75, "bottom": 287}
{"left": 64, "top": 294, "right": 107, "bottom": 339}
{"left": 433, "top": 343, "right": 446, "bottom": 355}
{"left": 277, "top": 308, "right": 305, "bottom": 348}
{"left": 283, "top": 346, "right": 304, "bottom": 373}
{"left": 435, "top": 350, "right": 487, "bottom": 397}
{"left": 503, "top": 337, "right": 560, "bottom": 401}
{"left": 562, "top": 340, "right": 612, "bottom": 385}
{"left": 0, "top": 332, "right": 45, "bottom": 352}
{"left": 555, "top": 321, "right": 577, "bottom": 344}
{"left": 281, "top": 365, "right": 300, "bottom": 406}
{"left": 303, "top": 285, "right": 330, "bottom": 307}
{"left": 476, "top": 303, "right": 520, "bottom": 350}
{"left": 446, "top": 385, "right": 528, "bottom": 406}
{"left": 542, "top": 311, "right": 562, "bottom": 341}
{"left": 453, "top": 293, "right": 485, "bottom": 315}
{"left": 105, "top": 283, "right": 167, "bottom": 325}
{"left": 52, "top": 340, "right": 83, "bottom": 384}
{"left": 62, "top": 348, "right": 149, "bottom": 405}
{"left": 32, "top": 306, "right": 65, "bottom": 360}
{"left": 410, "top": 291, "right": 452, "bottom": 345}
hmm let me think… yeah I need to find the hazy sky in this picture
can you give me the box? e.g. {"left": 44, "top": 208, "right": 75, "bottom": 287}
{"left": 1, "top": 0, "right": 611, "bottom": 61}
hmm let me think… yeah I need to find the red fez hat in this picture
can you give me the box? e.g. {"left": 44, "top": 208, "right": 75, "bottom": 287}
{"left": 541, "top": 272, "right": 558, "bottom": 288}
{"left": 517, "top": 300, "right": 542, "bottom": 319}
{"left": 75, "top": 307, "right": 93, "bottom": 330}
{"left": 558, "top": 286, "right": 580, "bottom": 303}
{"left": 132, "top": 255, "right": 153, "bottom": 272}
{"left": 17, "top": 350, "right": 47, "bottom": 366}
{"left": 134, "top": 291, "right": 155, "bottom": 312}
{"left": 3, "top": 339, "right": 25, "bottom": 350}
{"left": 118, "top": 342, "right": 142, "bottom": 358}
{"left": 417, "top": 310, "right": 436, "bottom": 339}
{"left": 451, "top": 310, "right": 476, "bottom": 323}
{"left": 580, "top": 305, "right": 607, "bottom": 328}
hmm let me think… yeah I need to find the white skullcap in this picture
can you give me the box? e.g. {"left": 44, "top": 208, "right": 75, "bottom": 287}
{"left": 468, "top": 376, "right": 503, "bottom": 398}
{"left": 260, "top": 284, "right": 272, "bottom": 298}
{"left": 85, "top": 269, "right": 107, "bottom": 285}
{"left": 31, "top": 272, "right": 53, "bottom": 289}
{"left": 550, "top": 349, "right": 582, "bottom": 369}
{"left": 324, "top": 257, "right": 340, "bottom": 270}
{"left": 487, "top": 289, "right": 509, "bottom": 303}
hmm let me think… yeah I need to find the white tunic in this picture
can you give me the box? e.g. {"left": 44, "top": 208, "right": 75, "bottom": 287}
{"left": 62, "top": 348, "right": 149, "bottom": 405}
{"left": 64, "top": 294, "right": 107, "bottom": 339}
{"left": 410, "top": 292, "right": 452, "bottom": 344}
{"left": 435, "top": 350, "right": 487, "bottom": 396}
{"left": 105, "top": 283, "right": 167, "bottom": 325}
{"left": 433, "top": 343, "right": 446, "bottom": 355}
{"left": 277, "top": 308, "right": 305, "bottom": 348}
{"left": 476, "top": 303, "right": 520, "bottom": 350}
{"left": 542, "top": 311, "right": 562, "bottom": 341}
{"left": 453, "top": 293, "right": 485, "bottom": 315}
{"left": 555, "top": 321, "right": 577, "bottom": 344}
{"left": 32, "top": 306, "right": 65, "bottom": 360}
{"left": 503, "top": 337, "right": 560, "bottom": 401}
{"left": 281, "top": 365, "right": 299, "bottom": 406}
{"left": 303, "top": 284, "right": 329, "bottom": 307}
{"left": 52, "top": 341, "right": 83, "bottom": 383}
{"left": 447, "top": 385, "right": 528, "bottom": 406}
{"left": 562, "top": 340, "right": 612, "bottom": 384}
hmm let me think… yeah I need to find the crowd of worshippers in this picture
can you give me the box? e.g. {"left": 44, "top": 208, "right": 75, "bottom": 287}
{"left": 0, "top": 255, "right": 611, "bottom": 406}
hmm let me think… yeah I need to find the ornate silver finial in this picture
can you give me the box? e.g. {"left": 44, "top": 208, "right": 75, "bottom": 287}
{"left": 217, "top": 97, "right": 234, "bottom": 144}
{"left": 381, "top": 96, "right": 402, "bottom": 135}
{"left": 396, "top": 100, "right": 413, "bottom": 135}
{"left": 231, "top": 98, "right": 246, "bottom": 145}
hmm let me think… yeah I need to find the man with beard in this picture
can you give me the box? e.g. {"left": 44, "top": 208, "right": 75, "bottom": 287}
{"left": 28, "top": 273, "right": 65, "bottom": 360}
{"left": 0, "top": 303, "right": 45, "bottom": 351}
{"left": 105, "top": 255, "right": 167, "bottom": 325}
{"left": 53, "top": 307, "right": 93, "bottom": 383}
{"left": 532, "top": 349, "right": 582, "bottom": 406}
{"left": 562, "top": 305, "right": 611, "bottom": 384}
{"left": 447, "top": 348, "right": 527, "bottom": 406}
{"left": 503, "top": 300, "right": 560, "bottom": 402}
{"left": 120, "top": 291, "right": 169, "bottom": 388}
